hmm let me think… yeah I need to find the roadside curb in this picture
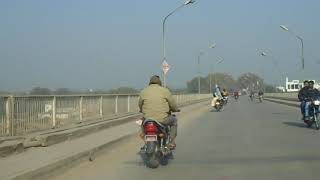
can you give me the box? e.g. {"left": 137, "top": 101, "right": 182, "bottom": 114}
{"left": 0, "top": 99, "right": 210, "bottom": 158}
{"left": 5, "top": 99, "right": 211, "bottom": 180}
{"left": 0, "top": 140, "right": 24, "bottom": 158}
{"left": 0, "top": 114, "right": 141, "bottom": 158}
{"left": 264, "top": 98, "right": 299, "bottom": 108}
{"left": 9, "top": 134, "right": 134, "bottom": 180}
{"left": 36, "top": 114, "right": 141, "bottom": 147}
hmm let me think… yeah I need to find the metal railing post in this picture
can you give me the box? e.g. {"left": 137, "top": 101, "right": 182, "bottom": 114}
{"left": 176, "top": 95, "right": 179, "bottom": 105}
{"left": 5, "top": 96, "right": 14, "bottom": 136}
{"left": 99, "top": 96, "right": 103, "bottom": 117}
{"left": 127, "top": 95, "right": 130, "bottom": 113}
{"left": 52, "top": 96, "right": 56, "bottom": 128}
{"left": 79, "top": 96, "right": 83, "bottom": 122}
{"left": 115, "top": 95, "right": 118, "bottom": 114}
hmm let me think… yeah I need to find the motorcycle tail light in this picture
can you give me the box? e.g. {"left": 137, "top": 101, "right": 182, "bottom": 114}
{"left": 144, "top": 122, "right": 157, "bottom": 135}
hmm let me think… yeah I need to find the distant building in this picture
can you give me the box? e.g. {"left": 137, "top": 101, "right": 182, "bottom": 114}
{"left": 285, "top": 77, "right": 320, "bottom": 92}
{"left": 286, "top": 78, "right": 303, "bottom": 92}
{"left": 276, "top": 86, "right": 286, "bottom": 92}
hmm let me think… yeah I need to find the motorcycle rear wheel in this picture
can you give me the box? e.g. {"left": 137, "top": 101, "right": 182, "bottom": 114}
{"left": 159, "top": 155, "right": 169, "bottom": 166}
{"left": 314, "top": 115, "right": 319, "bottom": 130}
{"left": 306, "top": 121, "right": 313, "bottom": 128}
{"left": 146, "top": 153, "right": 159, "bottom": 169}
{"left": 315, "top": 122, "right": 319, "bottom": 130}
{"left": 145, "top": 142, "right": 159, "bottom": 168}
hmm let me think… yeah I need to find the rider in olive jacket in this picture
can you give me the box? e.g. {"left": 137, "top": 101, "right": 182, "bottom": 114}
{"left": 139, "top": 75, "right": 179, "bottom": 147}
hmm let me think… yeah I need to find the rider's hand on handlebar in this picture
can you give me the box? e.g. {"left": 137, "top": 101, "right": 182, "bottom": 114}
{"left": 172, "top": 109, "right": 181, "bottom": 113}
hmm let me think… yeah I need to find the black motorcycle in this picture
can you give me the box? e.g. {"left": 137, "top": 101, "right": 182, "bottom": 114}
{"left": 214, "top": 98, "right": 225, "bottom": 111}
{"left": 249, "top": 94, "right": 254, "bottom": 102}
{"left": 305, "top": 99, "right": 320, "bottom": 130}
{"left": 139, "top": 116, "right": 175, "bottom": 168}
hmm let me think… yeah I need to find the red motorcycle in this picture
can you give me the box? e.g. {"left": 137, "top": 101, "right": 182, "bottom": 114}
{"left": 138, "top": 114, "right": 177, "bottom": 168}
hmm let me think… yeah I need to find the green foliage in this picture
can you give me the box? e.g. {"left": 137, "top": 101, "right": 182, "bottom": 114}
{"left": 54, "top": 88, "right": 73, "bottom": 95}
{"left": 186, "top": 77, "right": 209, "bottom": 93}
{"left": 186, "top": 72, "right": 273, "bottom": 93}
{"left": 0, "top": 91, "right": 9, "bottom": 95}
{"left": 237, "top": 72, "right": 264, "bottom": 90}
{"left": 265, "top": 85, "right": 277, "bottom": 93}
{"left": 30, "top": 87, "right": 52, "bottom": 95}
{"left": 208, "top": 73, "right": 237, "bottom": 91}
{"left": 187, "top": 73, "right": 237, "bottom": 93}
{"left": 107, "top": 87, "right": 139, "bottom": 94}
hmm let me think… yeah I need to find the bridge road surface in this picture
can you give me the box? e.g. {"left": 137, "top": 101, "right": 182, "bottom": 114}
{"left": 50, "top": 97, "right": 320, "bottom": 180}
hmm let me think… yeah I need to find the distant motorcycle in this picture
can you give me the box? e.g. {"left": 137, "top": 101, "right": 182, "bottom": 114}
{"left": 234, "top": 92, "right": 239, "bottom": 101}
{"left": 305, "top": 99, "right": 320, "bottom": 130}
{"left": 137, "top": 113, "right": 177, "bottom": 168}
{"left": 249, "top": 95, "right": 254, "bottom": 102}
{"left": 223, "top": 96, "right": 228, "bottom": 105}
{"left": 259, "top": 95, "right": 263, "bottom": 103}
{"left": 214, "top": 98, "right": 225, "bottom": 111}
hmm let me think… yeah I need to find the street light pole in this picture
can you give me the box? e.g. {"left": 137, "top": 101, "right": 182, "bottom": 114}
{"left": 209, "top": 65, "right": 213, "bottom": 92}
{"left": 213, "top": 58, "right": 224, "bottom": 88}
{"left": 197, "top": 43, "right": 216, "bottom": 94}
{"left": 198, "top": 51, "right": 204, "bottom": 94}
{"left": 260, "top": 51, "right": 285, "bottom": 88}
{"left": 280, "top": 25, "right": 305, "bottom": 70}
{"left": 297, "top": 36, "right": 304, "bottom": 69}
{"left": 162, "top": 0, "right": 195, "bottom": 87}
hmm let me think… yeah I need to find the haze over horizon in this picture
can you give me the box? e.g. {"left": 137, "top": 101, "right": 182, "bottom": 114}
{"left": 1, "top": 0, "right": 319, "bottom": 91}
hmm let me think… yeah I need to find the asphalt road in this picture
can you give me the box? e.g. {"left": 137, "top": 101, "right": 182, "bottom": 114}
{"left": 50, "top": 97, "right": 320, "bottom": 180}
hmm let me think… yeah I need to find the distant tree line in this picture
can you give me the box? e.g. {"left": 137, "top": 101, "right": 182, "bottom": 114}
{"left": 11, "top": 72, "right": 279, "bottom": 96}
{"left": 186, "top": 72, "right": 278, "bottom": 93}
{"left": 29, "top": 87, "right": 139, "bottom": 95}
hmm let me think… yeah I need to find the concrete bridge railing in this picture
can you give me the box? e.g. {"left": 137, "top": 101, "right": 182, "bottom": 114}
{"left": 0, "top": 94, "right": 211, "bottom": 137}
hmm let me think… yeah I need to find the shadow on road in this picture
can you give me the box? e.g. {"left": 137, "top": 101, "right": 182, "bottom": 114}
{"left": 283, "top": 121, "right": 306, "bottom": 129}
{"left": 209, "top": 109, "right": 226, "bottom": 113}
{"left": 124, "top": 155, "right": 320, "bottom": 166}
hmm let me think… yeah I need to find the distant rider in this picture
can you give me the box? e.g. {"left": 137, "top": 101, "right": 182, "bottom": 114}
{"left": 298, "top": 80, "right": 310, "bottom": 120}
{"left": 222, "top": 89, "right": 229, "bottom": 98}
{"left": 303, "top": 81, "right": 320, "bottom": 121}
{"left": 212, "top": 86, "right": 223, "bottom": 106}
{"left": 249, "top": 90, "right": 255, "bottom": 101}
{"left": 258, "top": 90, "right": 264, "bottom": 97}
{"left": 233, "top": 90, "right": 239, "bottom": 99}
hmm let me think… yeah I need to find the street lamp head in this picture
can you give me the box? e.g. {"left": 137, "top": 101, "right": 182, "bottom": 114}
{"left": 280, "top": 25, "right": 289, "bottom": 31}
{"left": 209, "top": 43, "right": 216, "bottom": 49}
{"left": 184, "top": 0, "right": 195, "bottom": 5}
{"left": 261, "top": 52, "right": 267, "bottom": 56}
{"left": 217, "top": 58, "right": 224, "bottom": 64}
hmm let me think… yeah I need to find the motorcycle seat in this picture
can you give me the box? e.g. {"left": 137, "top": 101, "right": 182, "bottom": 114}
{"left": 143, "top": 119, "right": 167, "bottom": 129}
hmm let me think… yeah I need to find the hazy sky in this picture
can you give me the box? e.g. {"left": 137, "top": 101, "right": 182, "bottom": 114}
{"left": 1, "top": 0, "right": 319, "bottom": 91}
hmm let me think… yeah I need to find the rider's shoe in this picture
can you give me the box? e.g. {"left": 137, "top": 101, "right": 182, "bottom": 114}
{"left": 304, "top": 116, "right": 310, "bottom": 122}
{"left": 168, "top": 143, "right": 176, "bottom": 150}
